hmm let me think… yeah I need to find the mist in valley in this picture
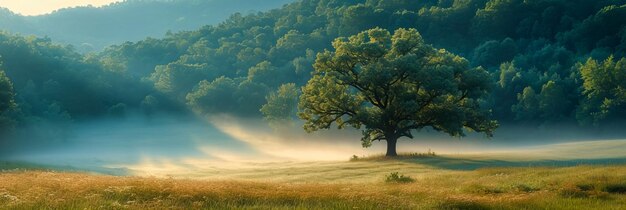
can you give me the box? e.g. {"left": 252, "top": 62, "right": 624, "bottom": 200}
{"left": 2, "top": 112, "right": 626, "bottom": 177}
{"left": 1, "top": 0, "right": 626, "bottom": 178}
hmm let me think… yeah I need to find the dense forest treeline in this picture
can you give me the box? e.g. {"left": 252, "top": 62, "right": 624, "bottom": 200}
{"left": 0, "top": 0, "right": 293, "bottom": 52}
{"left": 0, "top": 33, "right": 185, "bottom": 134}
{"left": 2, "top": 0, "right": 626, "bottom": 139}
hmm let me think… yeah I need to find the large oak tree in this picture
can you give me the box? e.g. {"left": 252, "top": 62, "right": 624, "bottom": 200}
{"left": 298, "top": 28, "right": 498, "bottom": 156}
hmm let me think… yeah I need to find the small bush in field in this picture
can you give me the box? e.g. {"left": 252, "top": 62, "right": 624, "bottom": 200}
{"left": 385, "top": 172, "right": 414, "bottom": 183}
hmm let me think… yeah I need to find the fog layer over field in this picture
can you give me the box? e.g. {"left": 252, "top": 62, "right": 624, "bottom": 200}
{"left": 2, "top": 115, "right": 626, "bottom": 176}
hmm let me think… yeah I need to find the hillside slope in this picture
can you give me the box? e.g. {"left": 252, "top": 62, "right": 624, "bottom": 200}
{"left": 0, "top": 0, "right": 294, "bottom": 52}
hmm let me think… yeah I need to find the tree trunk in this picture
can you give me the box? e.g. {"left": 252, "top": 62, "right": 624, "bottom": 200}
{"left": 385, "top": 137, "right": 398, "bottom": 156}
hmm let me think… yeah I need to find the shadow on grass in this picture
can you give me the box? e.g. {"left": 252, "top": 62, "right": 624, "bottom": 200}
{"left": 399, "top": 156, "right": 626, "bottom": 170}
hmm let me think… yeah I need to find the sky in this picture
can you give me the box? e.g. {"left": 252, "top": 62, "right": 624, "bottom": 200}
{"left": 0, "top": 0, "right": 121, "bottom": 16}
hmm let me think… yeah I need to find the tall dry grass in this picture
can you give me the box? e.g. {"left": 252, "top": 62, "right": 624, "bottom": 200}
{"left": 1, "top": 163, "right": 625, "bottom": 209}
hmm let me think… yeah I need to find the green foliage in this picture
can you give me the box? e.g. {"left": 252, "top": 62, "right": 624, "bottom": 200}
{"left": 82, "top": 0, "right": 626, "bottom": 127}
{"left": 0, "top": 69, "right": 15, "bottom": 113}
{"left": 512, "top": 87, "right": 539, "bottom": 121}
{"left": 149, "top": 62, "right": 214, "bottom": 97}
{"left": 0, "top": 30, "right": 201, "bottom": 146}
{"left": 385, "top": 172, "right": 414, "bottom": 183}
{"left": 299, "top": 28, "right": 497, "bottom": 155}
{"left": 247, "top": 61, "right": 285, "bottom": 88}
{"left": 561, "top": 4, "right": 626, "bottom": 54}
{"left": 186, "top": 77, "right": 239, "bottom": 114}
{"left": 472, "top": 38, "right": 517, "bottom": 68}
{"left": 186, "top": 77, "right": 270, "bottom": 116}
{"left": 0, "top": 69, "right": 16, "bottom": 131}
{"left": 261, "top": 83, "right": 299, "bottom": 123}
{"left": 538, "top": 80, "right": 571, "bottom": 121}
{"left": 0, "top": 0, "right": 625, "bottom": 133}
{"left": 577, "top": 56, "right": 626, "bottom": 124}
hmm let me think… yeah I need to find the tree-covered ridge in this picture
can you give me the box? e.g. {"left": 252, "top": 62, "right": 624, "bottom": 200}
{"left": 0, "top": 0, "right": 294, "bottom": 52}
{"left": 0, "top": 32, "right": 182, "bottom": 133}
{"left": 1, "top": 0, "right": 626, "bottom": 134}
{"left": 96, "top": 0, "right": 626, "bottom": 126}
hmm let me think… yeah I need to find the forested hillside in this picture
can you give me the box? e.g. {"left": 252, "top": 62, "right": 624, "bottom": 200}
{"left": 0, "top": 32, "right": 187, "bottom": 137}
{"left": 0, "top": 0, "right": 293, "bottom": 52}
{"left": 2, "top": 0, "right": 626, "bottom": 139}
{"left": 100, "top": 0, "right": 626, "bottom": 125}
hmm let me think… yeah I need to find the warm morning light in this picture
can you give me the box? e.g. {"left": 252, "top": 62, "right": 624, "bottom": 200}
{"left": 1, "top": 0, "right": 625, "bottom": 209}
{"left": 0, "top": 0, "right": 121, "bottom": 16}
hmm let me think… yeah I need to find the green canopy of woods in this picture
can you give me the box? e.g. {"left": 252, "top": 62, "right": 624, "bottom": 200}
{"left": 2, "top": 0, "right": 626, "bottom": 137}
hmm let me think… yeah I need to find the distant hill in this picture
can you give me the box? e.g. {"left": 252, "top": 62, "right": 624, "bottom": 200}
{"left": 0, "top": 0, "right": 294, "bottom": 52}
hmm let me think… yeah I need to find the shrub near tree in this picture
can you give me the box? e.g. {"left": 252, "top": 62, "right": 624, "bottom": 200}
{"left": 298, "top": 28, "right": 498, "bottom": 156}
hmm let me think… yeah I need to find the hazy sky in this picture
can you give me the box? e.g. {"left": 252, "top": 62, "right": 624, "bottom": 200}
{"left": 0, "top": 0, "right": 121, "bottom": 16}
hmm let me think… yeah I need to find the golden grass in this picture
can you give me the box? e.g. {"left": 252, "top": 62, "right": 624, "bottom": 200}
{"left": 1, "top": 163, "right": 626, "bottom": 209}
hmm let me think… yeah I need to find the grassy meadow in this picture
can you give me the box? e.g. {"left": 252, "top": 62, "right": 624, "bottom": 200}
{"left": 1, "top": 140, "right": 626, "bottom": 209}
{"left": 1, "top": 155, "right": 626, "bottom": 209}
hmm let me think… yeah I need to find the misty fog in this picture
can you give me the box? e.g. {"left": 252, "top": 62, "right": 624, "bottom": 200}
{"left": 1, "top": 0, "right": 626, "bottom": 177}
{"left": 1, "top": 112, "right": 625, "bottom": 176}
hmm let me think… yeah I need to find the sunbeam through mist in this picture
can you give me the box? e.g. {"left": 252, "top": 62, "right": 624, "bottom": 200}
{"left": 2, "top": 114, "right": 626, "bottom": 178}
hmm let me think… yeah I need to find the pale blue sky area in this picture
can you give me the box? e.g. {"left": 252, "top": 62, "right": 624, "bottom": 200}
{"left": 0, "top": 0, "right": 121, "bottom": 16}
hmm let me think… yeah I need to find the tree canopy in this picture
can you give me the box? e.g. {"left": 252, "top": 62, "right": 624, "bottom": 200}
{"left": 92, "top": 0, "right": 626, "bottom": 127}
{"left": 261, "top": 83, "right": 299, "bottom": 123}
{"left": 0, "top": 68, "right": 16, "bottom": 132}
{"left": 577, "top": 56, "right": 626, "bottom": 124}
{"left": 0, "top": 0, "right": 626, "bottom": 143}
{"left": 298, "top": 28, "right": 498, "bottom": 156}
